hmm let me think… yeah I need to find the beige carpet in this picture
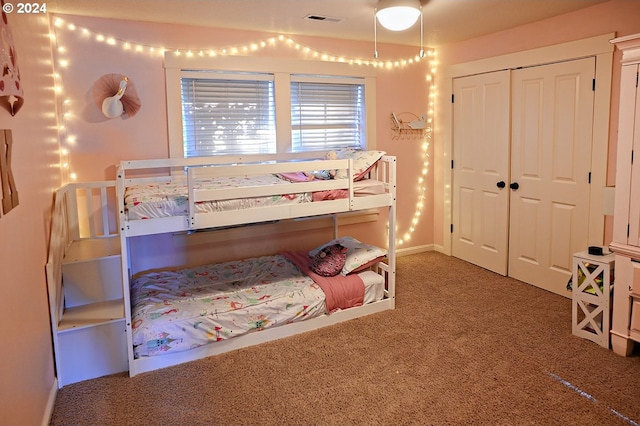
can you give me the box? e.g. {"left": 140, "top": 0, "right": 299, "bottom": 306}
{"left": 50, "top": 252, "right": 640, "bottom": 425}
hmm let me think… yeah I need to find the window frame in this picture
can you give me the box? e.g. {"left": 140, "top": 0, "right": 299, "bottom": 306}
{"left": 165, "top": 54, "right": 377, "bottom": 158}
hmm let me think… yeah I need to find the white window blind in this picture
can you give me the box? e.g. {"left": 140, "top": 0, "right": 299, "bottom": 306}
{"left": 181, "top": 74, "right": 276, "bottom": 157}
{"left": 291, "top": 79, "right": 365, "bottom": 152}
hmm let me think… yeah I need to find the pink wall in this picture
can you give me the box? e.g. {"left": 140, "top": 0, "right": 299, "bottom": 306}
{"left": 0, "top": 14, "right": 61, "bottom": 426}
{"left": 52, "top": 14, "right": 434, "bottom": 266}
{"left": 9, "top": 4, "right": 636, "bottom": 422}
{"left": 433, "top": 0, "right": 640, "bottom": 249}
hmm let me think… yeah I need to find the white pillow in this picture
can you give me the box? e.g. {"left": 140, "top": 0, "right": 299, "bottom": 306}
{"left": 309, "top": 236, "right": 387, "bottom": 275}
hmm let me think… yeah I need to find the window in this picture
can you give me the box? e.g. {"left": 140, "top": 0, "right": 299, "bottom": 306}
{"left": 165, "top": 56, "right": 376, "bottom": 158}
{"left": 291, "top": 78, "right": 365, "bottom": 152}
{"left": 181, "top": 73, "right": 276, "bottom": 157}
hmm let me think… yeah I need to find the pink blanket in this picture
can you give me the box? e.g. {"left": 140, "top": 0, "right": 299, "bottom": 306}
{"left": 283, "top": 251, "right": 364, "bottom": 313}
{"left": 276, "top": 172, "right": 348, "bottom": 202}
{"left": 312, "top": 189, "right": 348, "bottom": 202}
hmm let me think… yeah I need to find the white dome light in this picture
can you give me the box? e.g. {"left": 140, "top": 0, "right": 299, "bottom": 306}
{"left": 376, "top": 0, "right": 421, "bottom": 31}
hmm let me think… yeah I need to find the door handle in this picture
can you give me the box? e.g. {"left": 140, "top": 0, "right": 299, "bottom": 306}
{"left": 497, "top": 181, "right": 506, "bottom": 189}
{"left": 510, "top": 182, "right": 520, "bottom": 190}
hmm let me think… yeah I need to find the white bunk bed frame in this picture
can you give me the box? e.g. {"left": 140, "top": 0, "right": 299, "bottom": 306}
{"left": 47, "top": 153, "right": 396, "bottom": 383}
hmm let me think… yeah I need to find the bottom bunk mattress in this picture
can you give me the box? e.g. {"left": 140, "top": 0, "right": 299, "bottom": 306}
{"left": 131, "top": 253, "right": 385, "bottom": 358}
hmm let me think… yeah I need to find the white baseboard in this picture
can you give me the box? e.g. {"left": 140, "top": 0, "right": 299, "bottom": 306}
{"left": 432, "top": 244, "right": 446, "bottom": 254}
{"left": 42, "top": 378, "right": 58, "bottom": 426}
{"left": 397, "top": 244, "right": 435, "bottom": 257}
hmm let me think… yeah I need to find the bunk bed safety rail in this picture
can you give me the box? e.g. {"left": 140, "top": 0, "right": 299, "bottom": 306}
{"left": 374, "top": 261, "right": 394, "bottom": 302}
{"left": 379, "top": 156, "right": 397, "bottom": 194}
{"left": 118, "top": 152, "right": 345, "bottom": 172}
{"left": 185, "top": 158, "right": 354, "bottom": 229}
{"left": 186, "top": 159, "right": 353, "bottom": 203}
{"left": 60, "top": 181, "right": 118, "bottom": 240}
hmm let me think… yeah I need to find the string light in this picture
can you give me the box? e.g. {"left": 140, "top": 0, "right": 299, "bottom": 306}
{"left": 50, "top": 18, "right": 75, "bottom": 182}
{"left": 396, "top": 51, "right": 436, "bottom": 246}
{"left": 50, "top": 14, "right": 437, "bottom": 242}
{"left": 50, "top": 15, "right": 433, "bottom": 68}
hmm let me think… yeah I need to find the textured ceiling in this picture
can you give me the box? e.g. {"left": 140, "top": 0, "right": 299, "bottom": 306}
{"left": 46, "top": 0, "right": 611, "bottom": 47}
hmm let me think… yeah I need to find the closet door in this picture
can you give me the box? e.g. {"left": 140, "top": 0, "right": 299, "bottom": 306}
{"left": 451, "top": 71, "right": 510, "bottom": 275}
{"left": 508, "top": 57, "right": 595, "bottom": 295}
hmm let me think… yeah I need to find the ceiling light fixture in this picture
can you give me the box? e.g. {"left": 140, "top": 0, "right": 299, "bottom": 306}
{"left": 374, "top": 0, "right": 425, "bottom": 59}
{"left": 376, "top": 0, "right": 421, "bottom": 31}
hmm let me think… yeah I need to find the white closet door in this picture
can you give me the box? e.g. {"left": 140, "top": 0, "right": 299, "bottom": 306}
{"left": 451, "top": 70, "right": 510, "bottom": 275}
{"left": 508, "top": 57, "right": 595, "bottom": 295}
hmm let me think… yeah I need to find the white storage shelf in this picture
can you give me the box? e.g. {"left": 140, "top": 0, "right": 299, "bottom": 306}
{"left": 58, "top": 299, "right": 124, "bottom": 332}
{"left": 572, "top": 251, "right": 614, "bottom": 348}
{"left": 62, "top": 236, "right": 123, "bottom": 311}
{"left": 64, "top": 235, "right": 121, "bottom": 262}
{"left": 57, "top": 320, "right": 128, "bottom": 387}
{"left": 56, "top": 235, "right": 128, "bottom": 386}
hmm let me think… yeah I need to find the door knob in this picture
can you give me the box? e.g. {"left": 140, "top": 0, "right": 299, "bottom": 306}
{"left": 510, "top": 182, "right": 520, "bottom": 190}
{"left": 497, "top": 181, "right": 506, "bottom": 189}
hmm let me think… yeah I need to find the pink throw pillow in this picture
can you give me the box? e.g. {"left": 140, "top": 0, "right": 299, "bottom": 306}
{"left": 309, "top": 244, "right": 347, "bottom": 277}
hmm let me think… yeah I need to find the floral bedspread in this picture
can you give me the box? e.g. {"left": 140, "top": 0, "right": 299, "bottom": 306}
{"left": 125, "top": 174, "right": 313, "bottom": 220}
{"left": 131, "top": 255, "right": 326, "bottom": 357}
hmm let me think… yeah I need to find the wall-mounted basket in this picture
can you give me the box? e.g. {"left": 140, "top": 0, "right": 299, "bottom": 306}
{"left": 390, "top": 112, "right": 427, "bottom": 139}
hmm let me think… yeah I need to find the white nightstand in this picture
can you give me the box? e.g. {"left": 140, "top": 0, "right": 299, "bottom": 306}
{"left": 572, "top": 251, "right": 615, "bottom": 348}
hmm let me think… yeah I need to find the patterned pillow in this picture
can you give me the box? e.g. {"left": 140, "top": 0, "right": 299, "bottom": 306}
{"left": 309, "top": 244, "right": 348, "bottom": 277}
{"left": 336, "top": 149, "right": 386, "bottom": 181}
{"left": 309, "top": 236, "right": 387, "bottom": 275}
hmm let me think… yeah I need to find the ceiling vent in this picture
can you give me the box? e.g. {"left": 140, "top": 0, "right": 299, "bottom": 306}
{"left": 304, "top": 14, "right": 343, "bottom": 23}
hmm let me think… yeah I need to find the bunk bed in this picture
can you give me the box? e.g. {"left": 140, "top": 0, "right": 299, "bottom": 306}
{"left": 46, "top": 150, "right": 396, "bottom": 384}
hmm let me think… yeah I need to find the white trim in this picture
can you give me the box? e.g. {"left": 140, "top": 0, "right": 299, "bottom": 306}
{"left": 441, "top": 33, "right": 615, "bottom": 256}
{"left": 181, "top": 70, "right": 274, "bottom": 81}
{"left": 290, "top": 75, "right": 365, "bottom": 84}
{"left": 590, "top": 49, "right": 614, "bottom": 246}
{"left": 164, "top": 54, "right": 377, "bottom": 78}
{"left": 432, "top": 244, "right": 446, "bottom": 254}
{"left": 365, "top": 76, "right": 377, "bottom": 149}
{"left": 274, "top": 72, "right": 292, "bottom": 152}
{"left": 42, "top": 378, "right": 58, "bottom": 426}
{"left": 610, "top": 33, "right": 640, "bottom": 65}
{"left": 165, "top": 66, "right": 184, "bottom": 159}
{"left": 443, "top": 33, "right": 615, "bottom": 78}
{"left": 397, "top": 244, "right": 434, "bottom": 257}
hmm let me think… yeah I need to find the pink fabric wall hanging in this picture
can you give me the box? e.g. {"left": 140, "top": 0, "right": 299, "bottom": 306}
{"left": 0, "top": 2, "right": 24, "bottom": 116}
{"left": 92, "top": 73, "right": 142, "bottom": 118}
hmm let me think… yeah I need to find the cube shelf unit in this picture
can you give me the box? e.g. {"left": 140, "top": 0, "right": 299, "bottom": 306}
{"left": 571, "top": 251, "right": 614, "bottom": 348}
